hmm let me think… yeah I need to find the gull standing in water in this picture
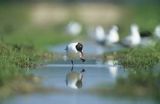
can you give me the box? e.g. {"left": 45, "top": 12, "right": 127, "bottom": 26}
{"left": 105, "top": 25, "right": 120, "bottom": 45}
{"left": 122, "top": 24, "right": 141, "bottom": 47}
{"left": 66, "top": 69, "right": 85, "bottom": 89}
{"left": 65, "top": 42, "right": 85, "bottom": 69}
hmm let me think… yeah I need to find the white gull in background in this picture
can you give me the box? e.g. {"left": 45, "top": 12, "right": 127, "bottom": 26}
{"left": 122, "top": 24, "right": 141, "bottom": 47}
{"left": 66, "top": 21, "right": 82, "bottom": 36}
{"left": 154, "top": 25, "right": 160, "bottom": 38}
{"left": 105, "top": 25, "right": 120, "bottom": 45}
{"left": 87, "top": 25, "right": 106, "bottom": 55}
{"left": 93, "top": 25, "right": 106, "bottom": 46}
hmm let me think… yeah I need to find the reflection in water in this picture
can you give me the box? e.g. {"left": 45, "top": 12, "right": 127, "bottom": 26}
{"left": 66, "top": 68, "right": 85, "bottom": 89}
{"left": 105, "top": 59, "right": 119, "bottom": 78}
{"left": 1, "top": 60, "right": 156, "bottom": 104}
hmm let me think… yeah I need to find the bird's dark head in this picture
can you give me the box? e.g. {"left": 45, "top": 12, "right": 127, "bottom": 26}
{"left": 76, "top": 42, "right": 85, "bottom": 62}
{"left": 76, "top": 43, "right": 83, "bottom": 52}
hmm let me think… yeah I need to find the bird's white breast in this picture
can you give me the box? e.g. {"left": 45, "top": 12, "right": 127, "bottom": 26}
{"left": 123, "top": 25, "right": 141, "bottom": 46}
{"left": 107, "top": 30, "right": 119, "bottom": 43}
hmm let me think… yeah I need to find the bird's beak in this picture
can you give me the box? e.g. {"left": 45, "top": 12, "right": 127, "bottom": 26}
{"left": 80, "top": 51, "right": 85, "bottom": 62}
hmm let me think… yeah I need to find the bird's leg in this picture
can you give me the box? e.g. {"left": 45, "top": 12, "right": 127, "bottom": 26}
{"left": 71, "top": 60, "right": 74, "bottom": 71}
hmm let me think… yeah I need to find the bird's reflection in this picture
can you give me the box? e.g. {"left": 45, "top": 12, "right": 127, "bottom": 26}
{"left": 66, "top": 67, "right": 85, "bottom": 89}
{"left": 105, "top": 59, "right": 119, "bottom": 78}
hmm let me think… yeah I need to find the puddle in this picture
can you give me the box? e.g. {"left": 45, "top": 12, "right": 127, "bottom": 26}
{"left": 32, "top": 60, "right": 125, "bottom": 89}
{"left": 1, "top": 60, "right": 157, "bottom": 104}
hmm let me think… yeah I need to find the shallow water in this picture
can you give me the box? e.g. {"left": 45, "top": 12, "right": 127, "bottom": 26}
{"left": 1, "top": 93, "right": 155, "bottom": 104}
{"left": 1, "top": 60, "right": 157, "bottom": 104}
{"left": 34, "top": 60, "right": 125, "bottom": 88}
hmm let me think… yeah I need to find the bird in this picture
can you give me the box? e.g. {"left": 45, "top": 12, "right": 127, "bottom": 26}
{"left": 154, "top": 25, "right": 160, "bottom": 38}
{"left": 66, "top": 69, "right": 85, "bottom": 89}
{"left": 122, "top": 24, "right": 141, "bottom": 47}
{"left": 65, "top": 42, "right": 85, "bottom": 69}
{"left": 65, "top": 21, "right": 82, "bottom": 36}
{"left": 105, "top": 25, "right": 120, "bottom": 45}
{"left": 93, "top": 25, "right": 106, "bottom": 46}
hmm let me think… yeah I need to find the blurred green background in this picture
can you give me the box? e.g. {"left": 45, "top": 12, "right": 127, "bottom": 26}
{"left": 0, "top": 0, "right": 160, "bottom": 48}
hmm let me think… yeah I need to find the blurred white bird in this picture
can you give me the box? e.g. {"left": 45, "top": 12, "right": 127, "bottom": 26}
{"left": 66, "top": 69, "right": 85, "bottom": 89}
{"left": 94, "top": 25, "right": 106, "bottom": 46}
{"left": 122, "top": 24, "right": 141, "bottom": 47}
{"left": 154, "top": 25, "right": 160, "bottom": 38}
{"left": 105, "top": 25, "right": 120, "bottom": 45}
{"left": 65, "top": 42, "right": 85, "bottom": 68}
{"left": 66, "top": 21, "right": 82, "bottom": 36}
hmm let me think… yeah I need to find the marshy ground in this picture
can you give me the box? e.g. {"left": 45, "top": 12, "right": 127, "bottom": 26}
{"left": 0, "top": 1, "right": 160, "bottom": 104}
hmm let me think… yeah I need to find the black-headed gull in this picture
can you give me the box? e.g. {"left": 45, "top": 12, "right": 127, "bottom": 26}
{"left": 65, "top": 42, "right": 85, "bottom": 68}
{"left": 105, "top": 25, "right": 119, "bottom": 45}
{"left": 66, "top": 69, "right": 85, "bottom": 89}
{"left": 122, "top": 24, "right": 141, "bottom": 47}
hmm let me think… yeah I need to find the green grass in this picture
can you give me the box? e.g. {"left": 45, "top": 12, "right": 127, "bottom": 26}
{"left": 0, "top": 42, "right": 56, "bottom": 99}
{"left": 116, "top": 44, "right": 160, "bottom": 70}
{"left": 90, "top": 43, "right": 160, "bottom": 101}
{"left": 0, "top": 42, "right": 39, "bottom": 85}
{"left": 0, "top": 4, "right": 81, "bottom": 99}
{"left": 103, "top": 43, "right": 160, "bottom": 100}
{"left": 98, "top": 5, "right": 160, "bottom": 99}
